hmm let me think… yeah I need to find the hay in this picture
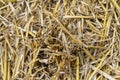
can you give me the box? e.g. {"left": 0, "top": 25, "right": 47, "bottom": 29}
{"left": 0, "top": 0, "right": 120, "bottom": 80}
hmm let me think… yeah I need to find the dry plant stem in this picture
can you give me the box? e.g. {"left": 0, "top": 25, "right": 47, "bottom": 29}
{"left": 97, "top": 75, "right": 102, "bottom": 80}
{"left": 88, "top": 50, "right": 111, "bottom": 80}
{"left": 0, "top": 56, "right": 3, "bottom": 80}
{"left": 91, "top": 65, "right": 115, "bottom": 80}
{"left": 0, "top": 0, "right": 5, "bottom": 4}
{"left": 5, "top": 36, "right": 15, "bottom": 55}
{"left": 105, "top": 14, "right": 113, "bottom": 36}
{"left": 76, "top": 57, "right": 80, "bottom": 80}
{"left": 53, "top": 0, "right": 60, "bottom": 15}
{"left": 3, "top": 41, "right": 8, "bottom": 80}
{"left": 62, "top": 33, "right": 72, "bottom": 79}
{"left": 63, "top": 15, "right": 103, "bottom": 19}
{"left": 4, "top": 0, "right": 16, "bottom": 3}
{"left": 53, "top": 59, "right": 65, "bottom": 80}
{"left": 111, "top": 0, "right": 120, "bottom": 14}
{"left": 78, "top": 52, "right": 84, "bottom": 66}
{"left": 82, "top": 48, "right": 95, "bottom": 61}
{"left": 25, "top": 16, "right": 34, "bottom": 38}
{"left": 0, "top": 5, "right": 9, "bottom": 10}
{"left": 101, "top": 2, "right": 108, "bottom": 41}
{"left": 86, "top": 20, "right": 100, "bottom": 34}
{"left": 27, "top": 47, "right": 41, "bottom": 78}
{"left": 8, "top": 61, "right": 10, "bottom": 80}
{"left": 12, "top": 53, "right": 23, "bottom": 79}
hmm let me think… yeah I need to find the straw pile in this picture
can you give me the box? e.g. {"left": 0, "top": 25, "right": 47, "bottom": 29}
{"left": 0, "top": 0, "right": 120, "bottom": 80}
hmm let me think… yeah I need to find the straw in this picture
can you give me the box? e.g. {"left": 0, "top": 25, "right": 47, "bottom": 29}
{"left": 0, "top": 0, "right": 119, "bottom": 80}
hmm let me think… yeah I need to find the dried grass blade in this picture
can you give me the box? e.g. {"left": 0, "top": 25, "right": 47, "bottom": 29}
{"left": 101, "top": 4, "right": 108, "bottom": 41}
{"left": 63, "top": 15, "right": 103, "bottom": 19}
{"left": 53, "top": 0, "right": 60, "bottom": 15}
{"left": 86, "top": 20, "right": 100, "bottom": 34}
{"left": 3, "top": 41, "right": 8, "bottom": 80}
{"left": 4, "top": 0, "right": 16, "bottom": 3}
{"left": 53, "top": 59, "right": 65, "bottom": 80}
{"left": 25, "top": 16, "right": 34, "bottom": 38}
{"left": 91, "top": 65, "right": 115, "bottom": 80}
{"left": 0, "top": 0, "right": 5, "bottom": 4}
{"left": 111, "top": 0, "right": 120, "bottom": 14}
{"left": 83, "top": 48, "right": 95, "bottom": 61}
{"left": 27, "top": 47, "right": 41, "bottom": 77}
{"left": 7, "top": 61, "right": 11, "bottom": 80}
{"left": 9, "top": 2, "right": 16, "bottom": 15}
{"left": 5, "top": 36, "right": 15, "bottom": 54}
{"left": 76, "top": 57, "right": 80, "bottom": 80}
{"left": 106, "top": 14, "right": 113, "bottom": 36}
{"left": 63, "top": 15, "right": 94, "bottom": 19}
{"left": 88, "top": 46, "right": 105, "bottom": 49}
{"left": 88, "top": 50, "right": 111, "bottom": 80}
{"left": 62, "top": 33, "right": 72, "bottom": 79}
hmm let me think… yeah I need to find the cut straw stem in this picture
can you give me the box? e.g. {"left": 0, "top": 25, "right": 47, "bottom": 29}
{"left": 86, "top": 20, "right": 100, "bottom": 34}
{"left": 111, "top": 0, "right": 120, "bottom": 14}
{"left": 91, "top": 65, "right": 115, "bottom": 80}
{"left": 3, "top": 41, "right": 8, "bottom": 80}
{"left": 83, "top": 48, "right": 95, "bottom": 61}
{"left": 76, "top": 57, "right": 80, "bottom": 80}
{"left": 88, "top": 50, "right": 111, "bottom": 80}
{"left": 63, "top": 15, "right": 103, "bottom": 19}
{"left": 53, "top": 59, "right": 65, "bottom": 80}
{"left": 25, "top": 16, "right": 34, "bottom": 38}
